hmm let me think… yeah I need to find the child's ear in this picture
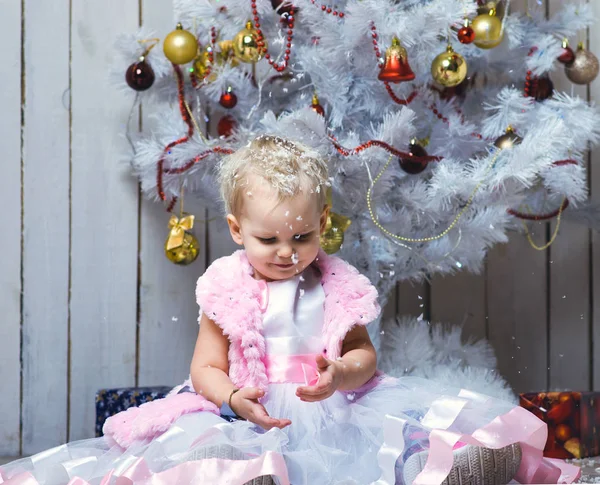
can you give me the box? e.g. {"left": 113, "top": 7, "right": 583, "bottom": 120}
{"left": 319, "top": 205, "right": 330, "bottom": 235}
{"left": 226, "top": 214, "right": 244, "bottom": 246}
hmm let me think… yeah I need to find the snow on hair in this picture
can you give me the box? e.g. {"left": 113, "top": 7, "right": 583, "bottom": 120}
{"left": 218, "top": 135, "right": 329, "bottom": 215}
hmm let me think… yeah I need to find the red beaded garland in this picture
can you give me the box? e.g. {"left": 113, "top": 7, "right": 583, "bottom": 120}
{"left": 309, "top": 0, "right": 345, "bottom": 17}
{"left": 250, "top": 0, "right": 295, "bottom": 72}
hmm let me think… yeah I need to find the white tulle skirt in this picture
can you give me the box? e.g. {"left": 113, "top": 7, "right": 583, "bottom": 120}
{"left": 0, "top": 376, "right": 563, "bottom": 485}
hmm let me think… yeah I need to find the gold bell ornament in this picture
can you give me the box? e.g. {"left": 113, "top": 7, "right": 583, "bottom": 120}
{"left": 233, "top": 20, "right": 267, "bottom": 63}
{"left": 378, "top": 36, "right": 415, "bottom": 83}
{"left": 431, "top": 44, "right": 468, "bottom": 88}
{"left": 471, "top": 5, "right": 504, "bottom": 49}
{"left": 320, "top": 189, "right": 352, "bottom": 255}
{"left": 494, "top": 126, "right": 522, "bottom": 150}
{"left": 163, "top": 23, "right": 199, "bottom": 65}
{"left": 217, "top": 39, "right": 240, "bottom": 67}
{"left": 165, "top": 214, "right": 200, "bottom": 265}
{"left": 320, "top": 212, "right": 352, "bottom": 255}
{"left": 193, "top": 46, "right": 212, "bottom": 78}
{"left": 565, "top": 42, "right": 600, "bottom": 85}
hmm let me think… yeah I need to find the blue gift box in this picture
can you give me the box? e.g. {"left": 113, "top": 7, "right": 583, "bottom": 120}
{"left": 95, "top": 386, "right": 172, "bottom": 437}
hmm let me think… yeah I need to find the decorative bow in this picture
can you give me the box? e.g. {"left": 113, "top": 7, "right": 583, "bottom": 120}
{"left": 166, "top": 214, "right": 195, "bottom": 250}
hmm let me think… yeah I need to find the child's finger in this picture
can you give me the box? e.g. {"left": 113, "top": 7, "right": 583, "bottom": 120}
{"left": 298, "top": 390, "right": 330, "bottom": 402}
{"left": 296, "top": 385, "right": 321, "bottom": 395}
{"left": 296, "top": 384, "right": 331, "bottom": 398}
{"left": 315, "top": 354, "right": 331, "bottom": 369}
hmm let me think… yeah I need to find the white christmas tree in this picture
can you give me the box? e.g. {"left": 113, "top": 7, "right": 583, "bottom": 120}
{"left": 116, "top": 0, "right": 600, "bottom": 306}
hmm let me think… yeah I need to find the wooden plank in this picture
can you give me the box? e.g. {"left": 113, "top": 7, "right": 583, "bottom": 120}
{"left": 486, "top": 0, "right": 549, "bottom": 393}
{"left": 589, "top": 1, "right": 600, "bottom": 391}
{"left": 430, "top": 271, "right": 487, "bottom": 340}
{"left": 487, "top": 237, "right": 548, "bottom": 393}
{"left": 547, "top": 0, "right": 591, "bottom": 391}
{"left": 20, "top": 0, "right": 71, "bottom": 454}
{"left": 69, "top": 1, "right": 140, "bottom": 440}
{"left": 397, "top": 280, "right": 429, "bottom": 321}
{"left": 0, "top": 0, "right": 22, "bottom": 456}
{"left": 136, "top": 1, "right": 208, "bottom": 389}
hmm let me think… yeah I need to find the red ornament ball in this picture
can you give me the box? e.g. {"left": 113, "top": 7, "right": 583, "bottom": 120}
{"left": 531, "top": 76, "right": 554, "bottom": 101}
{"left": 458, "top": 26, "right": 476, "bottom": 44}
{"left": 217, "top": 115, "right": 237, "bottom": 138}
{"left": 399, "top": 141, "right": 428, "bottom": 174}
{"left": 558, "top": 45, "right": 575, "bottom": 65}
{"left": 219, "top": 90, "right": 238, "bottom": 109}
{"left": 125, "top": 58, "right": 155, "bottom": 91}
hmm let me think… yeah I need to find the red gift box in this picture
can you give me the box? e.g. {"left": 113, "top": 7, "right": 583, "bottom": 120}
{"left": 519, "top": 391, "right": 600, "bottom": 459}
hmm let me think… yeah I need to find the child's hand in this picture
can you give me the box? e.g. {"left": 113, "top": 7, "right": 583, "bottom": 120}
{"left": 230, "top": 387, "right": 292, "bottom": 431}
{"left": 295, "top": 354, "right": 343, "bottom": 402}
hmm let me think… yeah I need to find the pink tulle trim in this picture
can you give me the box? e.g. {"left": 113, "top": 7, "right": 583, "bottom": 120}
{"left": 1, "top": 451, "right": 290, "bottom": 485}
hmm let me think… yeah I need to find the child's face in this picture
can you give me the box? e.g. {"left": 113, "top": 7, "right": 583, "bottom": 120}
{"left": 226, "top": 177, "right": 329, "bottom": 281}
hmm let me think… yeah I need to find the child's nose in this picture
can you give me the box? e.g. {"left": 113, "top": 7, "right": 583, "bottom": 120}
{"left": 277, "top": 244, "right": 294, "bottom": 259}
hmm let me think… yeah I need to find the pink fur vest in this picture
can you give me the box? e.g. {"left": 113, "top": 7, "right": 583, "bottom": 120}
{"left": 194, "top": 248, "right": 381, "bottom": 391}
{"left": 103, "top": 249, "right": 380, "bottom": 448}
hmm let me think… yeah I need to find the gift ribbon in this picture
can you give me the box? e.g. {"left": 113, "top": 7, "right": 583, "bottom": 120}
{"left": 165, "top": 214, "right": 195, "bottom": 250}
{"left": 264, "top": 354, "right": 321, "bottom": 385}
{"left": 411, "top": 406, "right": 580, "bottom": 485}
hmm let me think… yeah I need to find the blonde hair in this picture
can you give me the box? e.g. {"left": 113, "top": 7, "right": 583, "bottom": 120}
{"left": 218, "top": 135, "right": 329, "bottom": 216}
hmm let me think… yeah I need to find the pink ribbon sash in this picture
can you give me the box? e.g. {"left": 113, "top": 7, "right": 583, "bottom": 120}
{"left": 265, "top": 354, "right": 320, "bottom": 385}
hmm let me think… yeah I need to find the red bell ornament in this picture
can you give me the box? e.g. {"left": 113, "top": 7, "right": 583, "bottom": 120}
{"left": 310, "top": 93, "right": 325, "bottom": 116}
{"left": 378, "top": 36, "right": 415, "bottom": 83}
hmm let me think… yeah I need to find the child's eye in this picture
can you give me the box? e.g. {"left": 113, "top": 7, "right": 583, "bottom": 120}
{"left": 258, "top": 237, "right": 277, "bottom": 244}
{"left": 294, "top": 233, "right": 312, "bottom": 242}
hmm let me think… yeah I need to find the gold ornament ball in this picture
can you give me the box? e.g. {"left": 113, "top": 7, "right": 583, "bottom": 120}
{"left": 472, "top": 10, "right": 504, "bottom": 49}
{"left": 233, "top": 21, "right": 266, "bottom": 63}
{"left": 164, "top": 23, "right": 198, "bottom": 65}
{"left": 165, "top": 232, "right": 200, "bottom": 265}
{"left": 494, "top": 126, "right": 522, "bottom": 150}
{"left": 320, "top": 212, "right": 351, "bottom": 255}
{"left": 565, "top": 45, "right": 600, "bottom": 85}
{"left": 431, "top": 45, "right": 468, "bottom": 88}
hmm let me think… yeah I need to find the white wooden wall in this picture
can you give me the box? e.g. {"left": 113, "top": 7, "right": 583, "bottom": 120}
{"left": 0, "top": 0, "right": 599, "bottom": 456}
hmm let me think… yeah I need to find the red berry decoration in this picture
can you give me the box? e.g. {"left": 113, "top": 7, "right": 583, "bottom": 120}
{"left": 219, "top": 88, "right": 238, "bottom": 109}
{"left": 558, "top": 39, "right": 575, "bottom": 65}
{"left": 125, "top": 56, "right": 155, "bottom": 91}
{"left": 217, "top": 115, "right": 236, "bottom": 138}
{"left": 399, "top": 139, "right": 428, "bottom": 174}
